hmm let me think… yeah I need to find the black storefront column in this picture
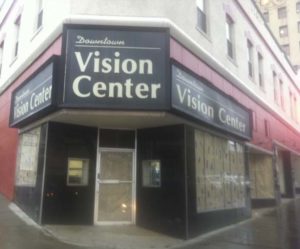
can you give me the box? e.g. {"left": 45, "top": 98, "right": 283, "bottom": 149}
{"left": 14, "top": 124, "right": 48, "bottom": 224}
{"left": 137, "top": 125, "right": 188, "bottom": 239}
{"left": 244, "top": 146, "right": 252, "bottom": 215}
{"left": 282, "top": 151, "right": 296, "bottom": 198}
{"left": 137, "top": 124, "right": 252, "bottom": 239}
{"left": 42, "top": 122, "right": 97, "bottom": 224}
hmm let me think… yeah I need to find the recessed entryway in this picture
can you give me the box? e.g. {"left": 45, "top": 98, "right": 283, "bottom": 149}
{"left": 95, "top": 148, "right": 135, "bottom": 225}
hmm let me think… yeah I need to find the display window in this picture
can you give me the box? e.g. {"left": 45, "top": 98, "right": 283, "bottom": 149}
{"left": 67, "top": 158, "right": 89, "bottom": 186}
{"left": 15, "top": 127, "right": 41, "bottom": 186}
{"left": 195, "top": 129, "right": 246, "bottom": 212}
{"left": 142, "top": 160, "right": 161, "bottom": 188}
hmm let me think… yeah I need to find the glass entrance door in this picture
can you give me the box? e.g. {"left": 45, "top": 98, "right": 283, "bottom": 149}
{"left": 96, "top": 149, "right": 135, "bottom": 224}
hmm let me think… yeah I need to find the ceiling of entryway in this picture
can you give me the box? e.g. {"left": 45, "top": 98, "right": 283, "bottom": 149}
{"left": 48, "top": 109, "right": 186, "bottom": 129}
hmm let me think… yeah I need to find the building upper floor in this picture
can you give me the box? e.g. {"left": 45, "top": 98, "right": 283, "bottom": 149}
{"left": 0, "top": 0, "right": 299, "bottom": 133}
{"left": 255, "top": 0, "right": 300, "bottom": 74}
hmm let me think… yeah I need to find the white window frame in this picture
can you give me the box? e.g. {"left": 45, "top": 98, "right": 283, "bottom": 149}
{"left": 13, "top": 15, "right": 21, "bottom": 59}
{"left": 258, "top": 52, "right": 264, "bottom": 89}
{"left": 279, "top": 25, "right": 288, "bottom": 37}
{"left": 196, "top": 0, "right": 208, "bottom": 34}
{"left": 67, "top": 158, "right": 89, "bottom": 186}
{"left": 294, "top": 96, "right": 298, "bottom": 122}
{"left": 278, "top": 6, "right": 287, "bottom": 19}
{"left": 0, "top": 40, "right": 4, "bottom": 77}
{"left": 296, "top": 1, "right": 300, "bottom": 13}
{"left": 279, "top": 79, "right": 284, "bottom": 110}
{"left": 247, "top": 40, "right": 254, "bottom": 79}
{"left": 282, "top": 44, "right": 290, "bottom": 55}
{"left": 263, "top": 11, "right": 269, "bottom": 22}
{"left": 273, "top": 72, "right": 278, "bottom": 104}
{"left": 226, "top": 14, "right": 235, "bottom": 60}
{"left": 36, "top": 0, "right": 43, "bottom": 31}
{"left": 289, "top": 91, "right": 294, "bottom": 119}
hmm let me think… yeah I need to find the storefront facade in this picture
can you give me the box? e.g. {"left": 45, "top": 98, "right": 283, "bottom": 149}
{"left": 8, "top": 24, "right": 254, "bottom": 239}
{"left": 1, "top": 0, "right": 300, "bottom": 241}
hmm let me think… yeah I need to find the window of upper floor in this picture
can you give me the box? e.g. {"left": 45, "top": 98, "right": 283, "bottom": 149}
{"left": 13, "top": 15, "right": 21, "bottom": 59}
{"left": 0, "top": 40, "right": 4, "bottom": 77}
{"left": 247, "top": 40, "right": 254, "bottom": 79}
{"left": 252, "top": 110, "right": 257, "bottom": 131}
{"left": 196, "top": 0, "right": 207, "bottom": 35}
{"left": 281, "top": 44, "right": 290, "bottom": 55}
{"left": 35, "top": 0, "right": 43, "bottom": 31}
{"left": 226, "top": 14, "right": 235, "bottom": 60}
{"left": 258, "top": 52, "right": 264, "bottom": 89}
{"left": 293, "top": 95, "right": 298, "bottom": 122}
{"left": 279, "top": 25, "right": 288, "bottom": 37}
{"left": 278, "top": 6, "right": 287, "bottom": 19}
{"left": 273, "top": 71, "right": 279, "bottom": 104}
{"left": 264, "top": 119, "right": 270, "bottom": 137}
{"left": 0, "top": 0, "right": 5, "bottom": 10}
{"left": 289, "top": 90, "right": 294, "bottom": 119}
{"left": 279, "top": 79, "right": 285, "bottom": 110}
{"left": 297, "top": 1, "right": 300, "bottom": 13}
{"left": 263, "top": 12, "right": 269, "bottom": 22}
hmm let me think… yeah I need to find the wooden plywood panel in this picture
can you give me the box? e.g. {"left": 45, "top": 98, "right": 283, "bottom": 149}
{"left": 236, "top": 143, "right": 246, "bottom": 207}
{"left": 224, "top": 141, "right": 232, "bottom": 208}
{"left": 256, "top": 156, "right": 274, "bottom": 198}
{"left": 229, "top": 142, "right": 238, "bottom": 208}
{"left": 195, "top": 130, "right": 206, "bottom": 212}
{"left": 204, "top": 133, "right": 215, "bottom": 210}
{"left": 195, "top": 130, "right": 246, "bottom": 212}
{"left": 249, "top": 156, "right": 258, "bottom": 198}
{"left": 213, "top": 136, "right": 225, "bottom": 209}
{"left": 250, "top": 154, "right": 274, "bottom": 199}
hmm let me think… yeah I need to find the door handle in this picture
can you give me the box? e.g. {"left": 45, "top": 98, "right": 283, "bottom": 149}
{"left": 99, "top": 180, "right": 132, "bottom": 184}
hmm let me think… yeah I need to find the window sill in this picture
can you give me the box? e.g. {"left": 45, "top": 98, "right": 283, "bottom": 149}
{"left": 259, "top": 86, "right": 266, "bottom": 93}
{"left": 10, "top": 56, "right": 18, "bottom": 67}
{"left": 226, "top": 55, "right": 237, "bottom": 67}
{"left": 248, "top": 75, "right": 255, "bottom": 84}
{"left": 196, "top": 26, "right": 211, "bottom": 42}
{"left": 31, "top": 26, "right": 43, "bottom": 42}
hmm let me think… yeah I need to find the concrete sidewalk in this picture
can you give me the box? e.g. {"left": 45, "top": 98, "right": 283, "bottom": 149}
{"left": 43, "top": 224, "right": 181, "bottom": 249}
{"left": 5, "top": 195, "right": 300, "bottom": 249}
{"left": 42, "top": 207, "right": 277, "bottom": 249}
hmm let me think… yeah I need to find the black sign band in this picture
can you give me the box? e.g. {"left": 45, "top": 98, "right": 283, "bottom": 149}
{"left": 9, "top": 57, "right": 58, "bottom": 127}
{"left": 171, "top": 65, "right": 251, "bottom": 139}
{"left": 61, "top": 26, "right": 170, "bottom": 110}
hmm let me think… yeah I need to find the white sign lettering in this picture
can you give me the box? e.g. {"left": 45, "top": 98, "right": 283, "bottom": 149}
{"left": 172, "top": 65, "right": 251, "bottom": 139}
{"left": 63, "top": 28, "right": 169, "bottom": 110}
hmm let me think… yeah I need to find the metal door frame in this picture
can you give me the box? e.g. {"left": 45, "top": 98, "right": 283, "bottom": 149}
{"left": 94, "top": 147, "right": 136, "bottom": 225}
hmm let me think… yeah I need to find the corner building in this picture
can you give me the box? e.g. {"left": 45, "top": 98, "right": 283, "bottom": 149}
{"left": 0, "top": 0, "right": 300, "bottom": 239}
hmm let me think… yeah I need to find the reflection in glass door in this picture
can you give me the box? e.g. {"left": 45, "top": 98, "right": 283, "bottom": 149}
{"left": 96, "top": 149, "right": 135, "bottom": 224}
